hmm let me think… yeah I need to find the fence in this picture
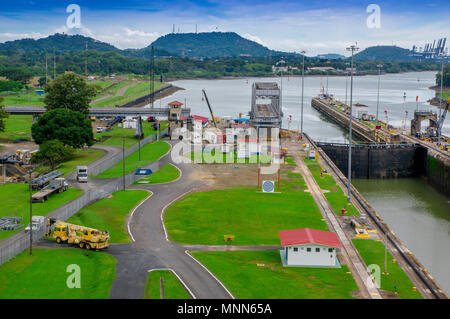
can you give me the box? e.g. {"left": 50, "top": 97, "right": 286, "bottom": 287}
{"left": 0, "top": 129, "right": 167, "bottom": 266}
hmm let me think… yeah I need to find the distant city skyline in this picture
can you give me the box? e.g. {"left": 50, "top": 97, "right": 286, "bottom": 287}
{"left": 0, "top": 0, "right": 449, "bottom": 56}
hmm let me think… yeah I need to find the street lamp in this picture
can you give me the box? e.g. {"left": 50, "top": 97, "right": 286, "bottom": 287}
{"left": 346, "top": 44, "right": 359, "bottom": 205}
{"left": 28, "top": 170, "right": 33, "bottom": 255}
{"left": 300, "top": 51, "right": 306, "bottom": 140}
{"left": 376, "top": 64, "right": 383, "bottom": 124}
{"left": 438, "top": 55, "right": 444, "bottom": 142}
{"left": 122, "top": 136, "right": 126, "bottom": 191}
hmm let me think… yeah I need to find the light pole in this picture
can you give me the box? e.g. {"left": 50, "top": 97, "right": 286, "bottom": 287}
{"left": 300, "top": 51, "right": 306, "bottom": 140}
{"left": 122, "top": 136, "right": 126, "bottom": 191}
{"left": 376, "top": 64, "right": 383, "bottom": 124}
{"left": 346, "top": 44, "right": 359, "bottom": 205}
{"left": 28, "top": 170, "right": 33, "bottom": 255}
{"left": 438, "top": 56, "right": 444, "bottom": 142}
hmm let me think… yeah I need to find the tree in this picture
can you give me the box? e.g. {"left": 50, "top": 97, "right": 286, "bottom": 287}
{"left": 0, "top": 97, "right": 9, "bottom": 133}
{"left": 31, "top": 140, "right": 74, "bottom": 170}
{"left": 0, "top": 67, "right": 33, "bottom": 84}
{"left": 436, "top": 65, "right": 450, "bottom": 87}
{"left": 31, "top": 108, "right": 94, "bottom": 148}
{"left": 43, "top": 72, "right": 97, "bottom": 114}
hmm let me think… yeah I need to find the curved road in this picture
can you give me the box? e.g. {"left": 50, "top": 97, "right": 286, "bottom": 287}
{"left": 107, "top": 142, "right": 232, "bottom": 299}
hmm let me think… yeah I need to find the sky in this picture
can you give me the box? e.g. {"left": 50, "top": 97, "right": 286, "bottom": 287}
{"left": 0, "top": 0, "right": 449, "bottom": 56}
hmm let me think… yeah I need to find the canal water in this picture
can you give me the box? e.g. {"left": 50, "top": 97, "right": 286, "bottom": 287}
{"left": 148, "top": 71, "right": 449, "bottom": 293}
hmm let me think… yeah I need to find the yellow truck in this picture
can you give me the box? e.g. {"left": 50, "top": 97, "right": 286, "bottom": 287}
{"left": 47, "top": 219, "right": 109, "bottom": 250}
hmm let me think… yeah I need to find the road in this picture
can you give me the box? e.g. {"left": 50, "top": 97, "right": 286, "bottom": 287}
{"left": 108, "top": 150, "right": 232, "bottom": 299}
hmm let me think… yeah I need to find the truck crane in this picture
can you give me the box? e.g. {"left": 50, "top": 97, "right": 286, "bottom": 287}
{"left": 202, "top": 89, "right": 218, "bottom": 130}
{"left": 47, "top": 219, "right": 109, "bottom": 250}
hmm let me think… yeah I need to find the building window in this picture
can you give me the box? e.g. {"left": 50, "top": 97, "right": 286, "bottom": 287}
{"left": 293, "top": 247, "right": 298, "bottom": 252}
{"left": 315, "top": 248, "right": 320, "bottom": 252}
{"left": 328, "top": 248, "right": 334, "bottom": 253}
{"left": 306, "top": 248, "right": 311, "bottom": 252}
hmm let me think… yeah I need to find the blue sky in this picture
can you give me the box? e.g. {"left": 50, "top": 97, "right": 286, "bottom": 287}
{"left": 0, "top": 0, "right": 449, "bottom": 56}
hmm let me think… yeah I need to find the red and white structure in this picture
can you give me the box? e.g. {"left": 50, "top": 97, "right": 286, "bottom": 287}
{"left": 278, "top": 228, "right": 342, "bottom": 267}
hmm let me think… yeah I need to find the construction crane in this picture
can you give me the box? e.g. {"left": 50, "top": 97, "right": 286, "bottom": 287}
{"left": 437, "top": 98, "right": 450, "bottom": 138}
{"left": 202, "top": 89, "right": 218, "bottom": 130}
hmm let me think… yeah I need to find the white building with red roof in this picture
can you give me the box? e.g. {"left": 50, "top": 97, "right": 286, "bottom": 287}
{"left": 278, "top": 228, "right": 342, "bottom": 267}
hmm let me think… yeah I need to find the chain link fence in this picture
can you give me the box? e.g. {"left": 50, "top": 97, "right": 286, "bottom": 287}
{"left": 0, "top": 129, "right": 167, "bottom": 266}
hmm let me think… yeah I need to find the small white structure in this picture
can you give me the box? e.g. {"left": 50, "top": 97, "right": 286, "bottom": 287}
{"left": 279, "top": 228, "right": 342, "bottom": 267}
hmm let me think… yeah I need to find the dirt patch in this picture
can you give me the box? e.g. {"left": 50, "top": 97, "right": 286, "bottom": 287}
{"left": 0, "top": 141, "right": 38, "bottom": 156}
{"left": 350, "top": 290, "right": 364, "bottom": 299}
{"left": 380, "top": 289, "right": 401, "bottom": 299}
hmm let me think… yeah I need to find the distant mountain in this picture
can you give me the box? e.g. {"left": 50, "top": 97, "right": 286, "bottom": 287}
{"left": 315, "top": 53, "right": 346, "bottom": 60}
{"left": 354, "top": 45, "right": 413, "bottom": 61}
{"left": 0, "top": 33, "right": 120, "bottom": 54}
{"left": 150, "top": 32, "right": 275, "bottom": 58}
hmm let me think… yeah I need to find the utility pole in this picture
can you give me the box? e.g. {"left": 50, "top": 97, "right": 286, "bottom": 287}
{"left": 376, "top": 64, "right": 383, "bottom": 123}
{"left": 85, "top": 41, "right": 88, "bottom": 76}
{"left": 53, "top": 50, "right": 56, "bottom": 79}
{"left": 438, "top": 56, "right": 444, "bottom": 142}
{"left": 150, "top": 46, "right": 155, "bottom": 109}
{"left": 28, "top": 170, "right": 33, "bottom": 255}
{"left": 300, "top": 51, "right": 306, "bottom": 140}
{"left": 346, "top": 44, "right": 359, "bottom": 205}
{"left": 138, "top": 118, "right": 141, "bottom": 161}
{"left": 45, "top": 55, "right": 48, "bottom": 84}
{"left": 122, "top": 136, "right": 126, "bottom": 191}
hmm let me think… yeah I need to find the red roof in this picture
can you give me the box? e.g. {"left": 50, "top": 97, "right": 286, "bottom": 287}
{"left": 279, "top": 228, "right": 342, "bottom": 248}
{"left": 168, "top": 101, "right": 183, "bottom": 106}
{"left": 191, "top": 115, "right": 209, "bottom": 123}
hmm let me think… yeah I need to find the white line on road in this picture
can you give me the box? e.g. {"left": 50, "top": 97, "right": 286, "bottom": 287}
{"left": 184, "top": 250, "right": 235, "bottom": 299}
{"left": 147, "top": 268, "right": 197, "bottom": 299}
{"left": 127, "top": 190, "right": 153, "bottom": 242}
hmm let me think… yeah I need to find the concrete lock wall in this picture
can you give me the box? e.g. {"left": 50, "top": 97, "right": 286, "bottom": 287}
{"left": 318, "top": 145, "right": 426, "bottom": 179}
{"left": 0, "top": 129, "right": 167, "bottom": 266}
{"left": 426, "top": 155, "right": 450, "bottom": 197}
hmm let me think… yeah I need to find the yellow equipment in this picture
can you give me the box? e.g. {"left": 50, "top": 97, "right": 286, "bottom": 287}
{"left": 202, "top": 89, "right": 218, "bottom": 130}
{"left": 48, "top": 219, "right": 109, "bottom": 250}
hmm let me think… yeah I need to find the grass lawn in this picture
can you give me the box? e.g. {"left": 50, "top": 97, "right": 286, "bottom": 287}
{"left": 0, "top": 248, "right": 116, "bottom": 299}
{"left": 165, "top": 169, "right": 327, "bottom": 245}
{"left": 185, "top": 151, "right": 272, "bottom": 164}
{"left": 192, "top": 250, "right": 358, "bottom": 299}
{"left": 0, "top": 183, "right": 83, "bottom": 241}
{"left": 352, "top": 239, "right": 423, "bottom": 299}
{"left": 96, "top": 141, "right": 170, "bottom": 178}
{"left": 67, "top": 190, "right": 149, "bottom": 243}
{"left": 35, "top": 148, "right": 105, "bottom": 176}
{"left": 94, "top": 120, "right": 168, "bottom": 148}
{"left": 1, "top": 92, "right": 45, "bottom": 106}
{"left": 91, "top": 81, "right": 167, "bottom": 108}
{"left": 303, "top": 157, "right": 360, "bottom": 216}
{"left": 134, "top": 163, "right": 180, "bottom": 185}
{"left": 0, "top": 115, "right": 32, "bottom": 141}
{"left": 144, "top": 270, "right": 191, "bottom": 299}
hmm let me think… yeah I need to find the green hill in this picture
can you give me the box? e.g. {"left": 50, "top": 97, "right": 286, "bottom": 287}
{"left": 354, "top": 45, "right": 413, "bottom": 61}
{"left": 150, "top": 32, "right": 274, "bottom": 58}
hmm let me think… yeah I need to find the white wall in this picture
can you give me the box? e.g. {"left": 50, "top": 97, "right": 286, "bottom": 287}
{"left": 286, "top": 244, "right": 336, "bottom": 267}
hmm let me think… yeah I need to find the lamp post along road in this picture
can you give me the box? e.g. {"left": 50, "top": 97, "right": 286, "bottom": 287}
{"left": 300, "top": 51, "right": 306, "bottom": 140}
{"left": 346, "top": 44, "right": 359, "bottom": 205}
{"left": 122, "top": 136, "right": 126, "bottom": 191}
{"left": 28, "top": 170, "right": 32, "bottom": 255}
{"left": 376, "top": 64, "right": 383, "bottom": 123}
{"left": 438, "top": 57, "right": 444, "bottom": 142}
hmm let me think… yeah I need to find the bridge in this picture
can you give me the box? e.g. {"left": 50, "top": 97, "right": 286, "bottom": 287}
{"left": 3, "top": 106, "right": 191, "bottom": 118}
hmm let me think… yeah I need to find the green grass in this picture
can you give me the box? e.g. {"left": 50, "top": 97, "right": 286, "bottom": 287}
{"left": 94, "top": 120, "right": 168, "bottom": 148}
{"left": 192, "top": 250, "right": 358, "bottom": 299}
{"left": 35, "top": 148, "right": 105, "bottom": 176}
{"left": 96, "top": 141, "right": 170, "bottom": 178}
{"left": 0, "top": 115, "right": 32, "bottom": 141}
{"left": 67, "top": 190, "right": 149, "bottom": 243}
{"left": 165, "top": 169, "right": 327, "bottom": 245}
{"left": 91, "top": 81, "right": 167, "bottom": 108}
{"left": 144, "top": 270, "right": 191, "bottom": 299}
{"left": 0, "top": 184, "right": 83, "bottom": 241}
{"left": 303, "top": 157, "right": 360, "bottom": 216}
{"left": 134, "top": 163, "right": 180, "bottom": 185}
{"left": 352, "top": 239, "right": 423, "bottom": 299}
{"left": 186, "top": 151, "right": 272, "bottom": 164}
{"left": 0, "top": 248, "right": 116, "bottom": 299}
{"left": 1, "top": 92, "right": 46, "bottom": 106}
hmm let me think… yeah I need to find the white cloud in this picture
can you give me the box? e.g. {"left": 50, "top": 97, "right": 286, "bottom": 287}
{"left": 242, "top": 33, "right": 268, "bottom": 47}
